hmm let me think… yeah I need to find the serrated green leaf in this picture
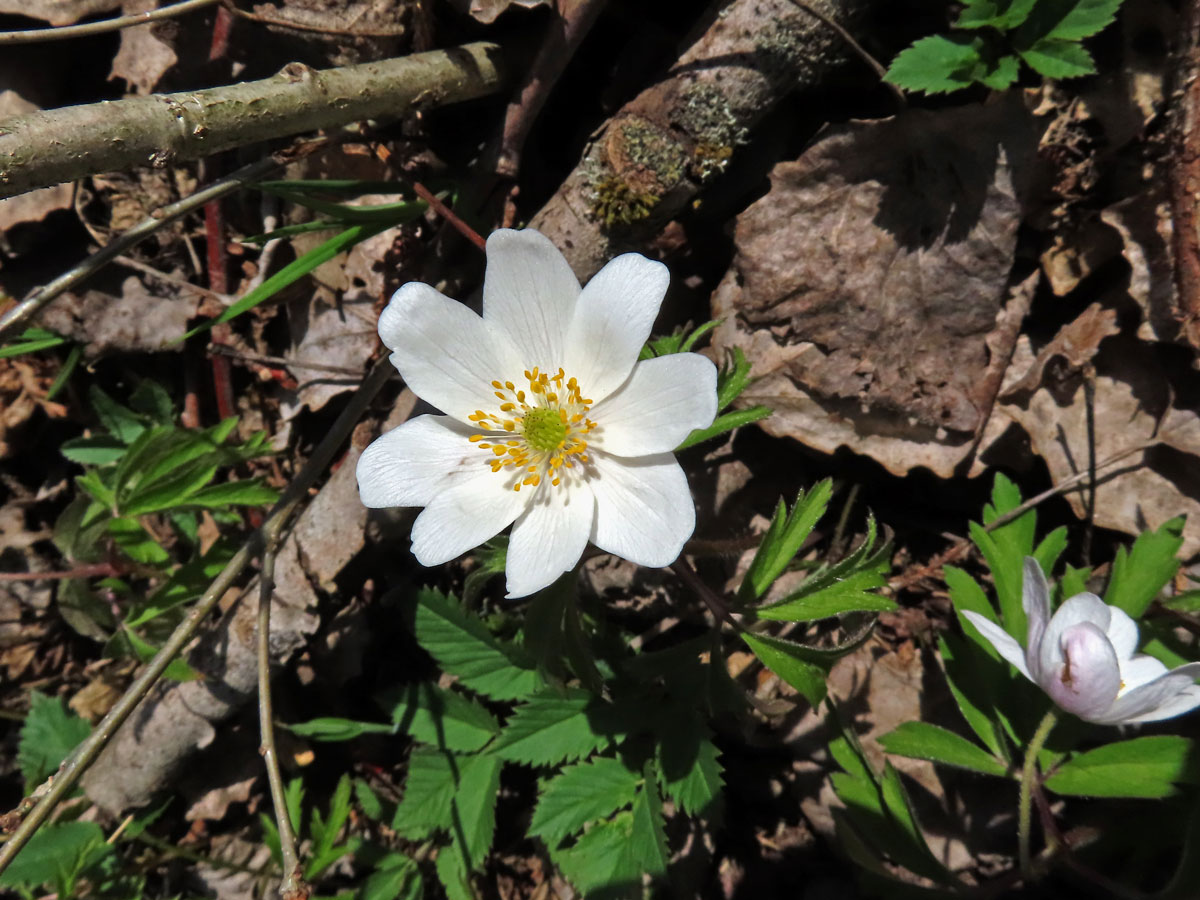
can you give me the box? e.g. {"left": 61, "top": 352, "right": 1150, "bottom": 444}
{"left": 529, "top": 757, "right": 640, "bottom": 847}
{"left": 977, "top": 53, "right": 1021, "bottom": 90}
{"left": 657, "top": 728, "right": 724, "bottom": 817}
{"left": 392, "top": 749, "right": 458, "bottom": 839}
{"left": 408, "top": 590, "right": 540, "bottom": 701}
{"left": 18, "top": 692, "right": 91, "bottom": 790}
{"left": 955, "top": 0, "right": 1038, "bottom": 30}
{"left": 1018, "top": 38, "right": 1096, "bottom": 77}
{"left": 885, "top": 34, "right": 984, "bottom": 95}
{"left": 435, "top": 849, "right": 473, "bottom": 900}
{"left": 879, "top": 722, "right": 1008, "bottom": 777}
{"left": 756, "top": 571, "right": 894, "bottom": 621}
{"left": 491, "top": 689, "right": 609, "bottom": 765}
{"left": 740, "top": 632, "right": 831, "bottom": 706}
{"left": 1104, "top": 517, "right": 1184, "bottom": 618}
{"left": 739, "top": 479, "right": 833, "bottom": 603}
{"left": 1030, "top": 0, "right": 1123, "bottom": 42}
{"left": 630, "top": 771, "right": 669, "bottom": 878}
{"left": 128, "top": 379, "right": 174, "bottom": 423}
{"left": 1044, "top": 736, "right": 1200, "bottom": 799}
{"left": 307, "top": 775, "right": 359, "bottom": 880}
{"left": 354, "top": 779, "right": 385, "bottom": 821}
{"left": 381, "top": 681, "right": 501, "bottom": 752}
{"left": 0, "top": 820, "right": 111, "bottom": 894}
{"left": 287, "top": 717, "right": 395, "bottom": 741}
{"left": 361, "top": 852, "right": 423, "bottom": 900}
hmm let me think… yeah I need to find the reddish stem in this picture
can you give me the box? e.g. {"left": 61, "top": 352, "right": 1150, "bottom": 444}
{"left": 411, "top": 181, "right": 486, "bottom": 251}
{"left": 0, "top": 563, "right": 119, "bottom": 582}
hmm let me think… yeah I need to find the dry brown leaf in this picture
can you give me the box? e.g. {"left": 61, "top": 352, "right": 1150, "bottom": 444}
{"left": 999, "top": 302, "right": 1119, "bottom": 402}
{"left": 109, "top": 0, "right": 178, "bottom": 95}
{"left": 37, "top": 276, "right": 198, "bottom": 356}
{"left": 445, "top": 0, "right": 547, "bottom": 24}
{"left": 0, "top": 0, "right": 120, "bottom": 24}
{"left": 1101, "top": 190, "right": 1180, "bottom": 343}
{"left": 997, "top": 337, "right": 1200, "bottom": 556}
{"left": 713, "top": 98, "right": 1036, "bottom": 477}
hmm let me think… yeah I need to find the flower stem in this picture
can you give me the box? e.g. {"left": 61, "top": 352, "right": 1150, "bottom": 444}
{"left": 1019, "top": 708, "right": 1059, "bottom": 878}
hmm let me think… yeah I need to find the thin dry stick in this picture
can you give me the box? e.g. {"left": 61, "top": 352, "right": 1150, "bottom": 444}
{"left": 0, "top": 0, "right": 219, "bottom": 44}
{"left": 0, "top": 151, "right": 288, "bottom": 341}
{"left": 410, "top": 180, "right": 485, "bottom": 250}
{"left": 257, "top": 543, "right": 308, "bottom": 899}
{"left": 0, "top": 356, "right": 395, "bottom": 880}
{"left": 208, "top": 343, "right": 366, "bottom": 376}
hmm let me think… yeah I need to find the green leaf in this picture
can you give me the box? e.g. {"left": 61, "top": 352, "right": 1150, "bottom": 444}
{"left": 382, "top": 681, "right": 501, "bottom": 752}
{"left": 360, "top": 852, "right": 423, "bottom": 900}
{"left": 740, "top": 632, "right": 831, "bottom": 706}
{"left": 676, "top": 405, "right": 771, "bottom": 451}
{"left": 529, "top": 757, "right": 641, "bottom": 847}
{"left": 938, "top": 635, "right": 1009, "bottom": 761}
{"left": 0, "top": 327, "right": 67, "bottom": 359}
{"left": 1104, "top": 517, "right": 1184, "bottom": 618}
{"left": 884, "top": 34, "right": 985, "bottom": 95}
{"left": 118, "top": 626, "right": 202, "bottom": 681}
{"left": 287, "top": 717, "right": 395, "bottom": 741}
{"left": 716, "top": 346, "right": 753, "bottom": 410}
{"left": 60, "top": 435, "right": 128, "bottom": 466}
{"left": 1028, "top": 0, "right": 1123, "bottom": 42}
{"left": 124, "top": 540, "right": 237, "bottom": 627}
{"left": 307, "top": 775, "right": 359, "bottom": 880}
{"left": 107, "top": 516, "right": 169, "bottom": 565}
{"left": 184, "top": 479, "right": 279, "bottom": 509}
{"left": 1044, "top": 736, "right": 1200, "bottom": 799}
{"left": 1018, "top": 39, "right": 1096, "bottom": 78}
{"left": 977, "top": 53, "right": 1021, "bottom": 91}
{"left": 392, "top": 749, "right": 459, "bottom": 839}
{"left": 738, "top": 479, "right": 833, "bottom": 603}
{"left": 629, "top": 772, "right": 669, "bottom": 878}
{"left": 408, "top": 590, "right": 540, "bottom": 701}
{"left": 0, "top": 821, "right": 112, "bottom": 895}
{"left": 755, "top": 532, "right": 893, "bottom": 622}
{"left": 128, "top": 379, "right": 174, "bottom": 423}
{"left": 657, "top": 729, "right": 724, "bottom": 816}
{"left": 955, "top": 0, "right": 1038, "bottom": 30}
{"left": 18, "top": 692, "right": 91, "bottom": 790}
{"left": 491, "top": 689, "right": 610, "bottom": 765}
{"left": 186, "top": 223, "right": 385, "bottom": 339}
{"left": 354, "top": 779, "right": 385, "bottom": 821}
{"left": 88, "top": 385, "right": 146, "bottom": 443}
{"left": 878, "top": 722, "right": 1008, "bottom": 777}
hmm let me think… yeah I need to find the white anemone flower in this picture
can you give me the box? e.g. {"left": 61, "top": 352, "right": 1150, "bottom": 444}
{"left": 963, "top": 558, "right": 1200, "bottom": 724}
{"left": 356, "top": 229, "right": 718, "bottom": 598}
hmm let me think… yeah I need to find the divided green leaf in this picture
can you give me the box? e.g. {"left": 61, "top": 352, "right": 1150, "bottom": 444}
{"left": 491, "top": 689, "right": 610, "bottom": 765}
{"left": 530, "top": 757, "right": 641, "bottom": 847}
{"left": 18, "top": 692, "right": 91, "bottom": 790}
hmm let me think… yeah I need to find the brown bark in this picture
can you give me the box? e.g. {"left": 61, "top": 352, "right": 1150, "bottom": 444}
{"left": 1169, "top": 0, "right": 1200, "bottom": 352}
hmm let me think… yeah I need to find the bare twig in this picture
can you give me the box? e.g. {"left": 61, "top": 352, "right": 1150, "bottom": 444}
{"left": 411, "top": 180, "right": 486, "bottom": 250}
{"left": 670, "top": 557, "right": 743, "bottom": 631}
{"left": 0, "top": 42, "right": 507, "bottom": 199}
{"left": 0, "top": 563, "right": 120, "bottom": 582}
{"left": 0, "top": 0, "right": 219, "bottom": 44}
{"left": 492, "top": 0, "right": 608, "bottom": 179}
{"left": 257, "top": 543, "right": 308, "bottom": 899}
{"left": 113, "top": 255, "right": 230, "bottom": 304}
{"left": 0, "top": 356, "right": 395, "bottom": 879}
{"left": 207, "top": 344, "right": 365, "bottom": 376}
{"left": 0, "top": 151, "right": 289, "bottom": 341}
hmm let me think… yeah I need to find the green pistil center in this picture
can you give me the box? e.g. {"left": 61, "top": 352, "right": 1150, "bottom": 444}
{"left": 522, "top": 407, "right": 567, "bottom": 453}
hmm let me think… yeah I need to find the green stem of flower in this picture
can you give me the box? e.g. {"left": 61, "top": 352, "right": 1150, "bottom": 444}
{"left": 1019, "top": 708, "right": 1059, "bottom": 879}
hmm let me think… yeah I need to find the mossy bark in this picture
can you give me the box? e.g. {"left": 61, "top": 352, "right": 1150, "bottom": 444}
{"left": 529, "top": 0, "right": 876, "bottom": 280}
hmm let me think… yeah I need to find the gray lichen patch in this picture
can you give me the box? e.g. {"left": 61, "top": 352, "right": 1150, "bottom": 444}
{"left": 582, "top": 116, "right": 690, "bottom": 229}
{"left": 673, "top": 82, "right": 748, "bottom": 181}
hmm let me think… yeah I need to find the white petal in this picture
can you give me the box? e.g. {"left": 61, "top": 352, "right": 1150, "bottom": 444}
{"left": 962, "top": 610, "right": 1033, "bottom": 681}
{"left": 1097, "top": 663, "right": 1200, "bottom": 724}
{"left": 1022, "top": 557, "right": 1051, "bottom": 679}
{"left": 1037, "top": 592, "right": 1110, "bottom": 688}
{"left": 1118, "top": 653, "right": 1169, "bottom": 693}
{"left": 378, "top": 281, "right": 524, "bottom": 424}
{"left": 1120, "top": 685, "right": 1200, "bottom": 724}
{"left": 504, "top": 487, "right": 595, "bottom": 598}
{"left": 563, "top": 253, "right": 669, "bottom": 404}
{"left": 1043, "top": 622, "right": 1122, "bottom": 721}
{"left": 1104, "top": 605, "right": 1140, "bottom": 661}
{"left": 357, "top": 415, "right": 477, "bottom": 509}
{"left": 589, "top": 451, "right": 694, "bottom": 568}
{"left": 590, "top": 354, "right": 718, "bottom": 456}
{"left": 409, "top": 471, "right": 528, "bottom": 567}
{"left": 482, "top": 229, "right": 580, "bottom": 371}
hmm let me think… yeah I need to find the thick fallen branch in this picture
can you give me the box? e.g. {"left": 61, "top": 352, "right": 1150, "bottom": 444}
{"left": 0, "top": 41, "right": 505, "bottom": 199}
{"left": 529, "top": 0, "right": 875, "bottom": 279}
